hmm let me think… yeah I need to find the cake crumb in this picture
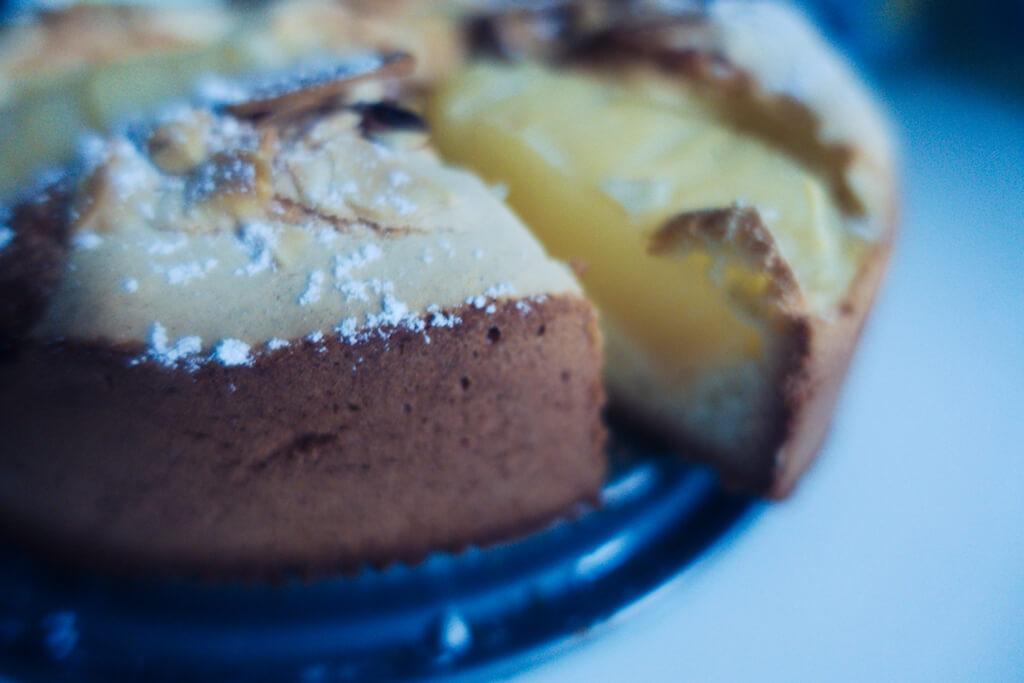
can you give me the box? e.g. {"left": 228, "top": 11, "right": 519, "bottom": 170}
{"left": 213, "top": 338, "right": 252, "bottom": 366}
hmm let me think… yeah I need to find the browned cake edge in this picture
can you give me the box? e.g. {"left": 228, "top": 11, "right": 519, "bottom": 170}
{"left": 0, "top": 295, "right": 606, "bottom": 581}
{"left": 607, "top": 229, "right": 894, "bottom": 497}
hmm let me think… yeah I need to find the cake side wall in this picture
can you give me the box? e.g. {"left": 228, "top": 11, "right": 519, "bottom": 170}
{"left": 0, "top": 296, "right": 606, "bottom": 580}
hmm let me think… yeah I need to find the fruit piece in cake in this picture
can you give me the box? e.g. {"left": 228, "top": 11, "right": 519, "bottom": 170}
{"left": 429, "top": 1, "right": 896, "bottom": 496}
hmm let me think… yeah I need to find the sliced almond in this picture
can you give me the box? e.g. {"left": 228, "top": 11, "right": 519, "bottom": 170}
{"left": 185, "top": 150, "right": 271, "bottom": 223}
{"left": 147, "top": 111, "right": 213, "bottom": 174}
{"left": 223, "top": 52, "right": 415, "bottom": 120}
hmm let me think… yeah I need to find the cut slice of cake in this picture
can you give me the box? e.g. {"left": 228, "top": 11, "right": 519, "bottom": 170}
{"left": 429, "top": 1, "right": 896, "bottom": 495}
{"left": 0, "top": 55, "right": 605, "bottom": 579}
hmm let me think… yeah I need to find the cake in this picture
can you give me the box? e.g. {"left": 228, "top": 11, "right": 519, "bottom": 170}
{"left": 429, "top": 0, "right": 896, "bottom": 495}
{"left": 0, "top": 0, "right": 897, "bottom": 578}
{"left": 0, "top": 54, "right": 605, "bottom": 579}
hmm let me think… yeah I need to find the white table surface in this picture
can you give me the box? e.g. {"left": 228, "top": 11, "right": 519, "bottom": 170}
{"left": 503, "top": 70, "right": 1024, "bottom": 682}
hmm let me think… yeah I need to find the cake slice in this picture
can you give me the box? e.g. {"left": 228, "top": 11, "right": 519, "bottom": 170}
{"left": 0, "top": 56, "right": 604, "bottom": 579}
{"left": 429, "top": 1, "right": 896, "bottom": 495}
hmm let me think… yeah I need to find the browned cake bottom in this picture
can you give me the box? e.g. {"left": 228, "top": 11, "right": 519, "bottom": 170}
{"left": 0, "top": 296, "right": 606, "bottom": 580}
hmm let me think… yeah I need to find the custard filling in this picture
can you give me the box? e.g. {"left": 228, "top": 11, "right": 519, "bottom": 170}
{"left": 429, "top": 63, "right": 865, "bottom": 378}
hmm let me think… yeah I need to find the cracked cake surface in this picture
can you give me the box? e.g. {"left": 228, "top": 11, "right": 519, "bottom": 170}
{"left": 0, "top": 51, "right": 605, "bottom": 579}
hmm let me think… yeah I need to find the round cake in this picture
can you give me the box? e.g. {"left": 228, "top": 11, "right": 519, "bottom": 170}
{"left": 0, "top": 0, "right": 898, "bottom": 579}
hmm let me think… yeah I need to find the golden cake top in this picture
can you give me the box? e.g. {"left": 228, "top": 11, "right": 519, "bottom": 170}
{"left": 0, "top": 54, "right": 578, "bottom": 368}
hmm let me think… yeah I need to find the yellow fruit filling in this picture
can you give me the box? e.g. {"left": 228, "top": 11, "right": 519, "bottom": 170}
{"left": 429, "top": 62, "right": 865, "bottom": 382}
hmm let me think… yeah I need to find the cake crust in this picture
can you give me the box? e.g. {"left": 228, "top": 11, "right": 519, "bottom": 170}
{"left": 0, "top": 295, "right": 605, "bottom": 580}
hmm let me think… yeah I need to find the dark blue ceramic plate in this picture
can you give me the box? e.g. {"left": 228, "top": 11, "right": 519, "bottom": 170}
{"left": 0, "top": 431, "right": 753, "bottom": 682}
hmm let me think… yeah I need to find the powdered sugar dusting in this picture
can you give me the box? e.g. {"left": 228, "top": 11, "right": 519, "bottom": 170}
{"left": 314, "top": 224, "right": 339, "bottom": 245}
{"left": 77, "top": 132, "right": 109, "bottom": 173}
{"left": 333, "top": 244, "right": 382, "bottom": 279}
{"left": 143, "top": 322, "right": 203, "bottom": 368}
{"left": 467, "top": 282, "right": 516, "bottom": 310}
{"left": 365, "top": 293, "right": 419, "bottom": 331}
{"left": 374, "top": 193, "right": 417, "bottom": 217}
{"left": 195, "top": 74, "right": 251, "bottom": 107}
{"left": 333, "top": 291, "right": 437, "bottom": 345}
{"left": 163, "top": 258, "right": 218, "bottom": 285}
{"left": 107, "top": 138, "right": 154, "bottom": 200}
{"left": 0, "top": 225, "right": 13, "bottom": 254}
{"left": 120, "top": 278, "right": 139, "bottom": 294}
{"left": 267, "top": 338, "right": 291, "bottom": 350}
{"left": 146, "top": 236, "right": 189, "bottom": 256}
{"left": 337, "top": 278, "right": 393, "bottom": 303}
{"left": 335, "top": 317, "right": 359, "bottom": 342}
{"left": 426, "top": 304, "right": 462, "bottom": 328}
{"left": 483, "top": 282, "right": 517, "bottom": 299}
{"left": 234, "top": 222, "right": 278, "bottom": 276}
{"left": 297, "top": 269, "right": 325, "bottom": 306}
{"left": 213, "top": 338, "right": 252, "bottom": 366}
{"left": 71, "top": 231, "right": 103, "bottom": 251}
{"left": 186, "top": 154, "right": 257, "bottom": 204}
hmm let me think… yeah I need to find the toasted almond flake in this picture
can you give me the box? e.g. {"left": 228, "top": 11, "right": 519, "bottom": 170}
{"left": 223, "top": 53, "right": 415, "bottom": 119}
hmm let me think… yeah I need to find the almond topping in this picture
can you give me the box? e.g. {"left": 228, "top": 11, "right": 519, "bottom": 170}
{"left": 223, "top": 52, "right": 415, "bottom": 119}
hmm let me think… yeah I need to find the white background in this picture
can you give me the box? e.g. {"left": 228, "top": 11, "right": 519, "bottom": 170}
{"left": 504, "top": 71, "right": 1024, "bottom": 682}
